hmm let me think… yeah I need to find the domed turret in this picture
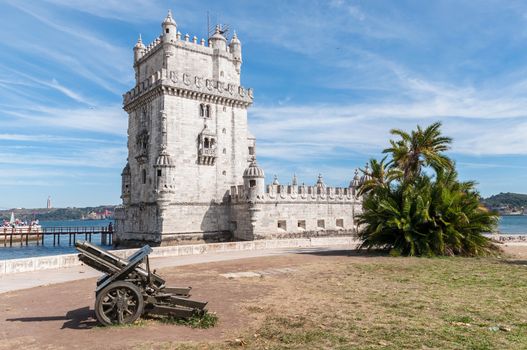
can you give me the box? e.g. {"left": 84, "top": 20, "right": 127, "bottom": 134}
{"left": 162, "top": 10, "right": 177, "bottom": 43}
{"left": 154, "top": 146, "right": 175, "bottom": 196}
{"left": 209, "top": 25, "right": 227, "bottom": 51}
{"left": 155, "top": 147, "right": 173, "bottom": 167}
{"left": 243, "top": 159, "right": 265, "bottom": 200}
{"left": 360, "top": 163, "right": 372, "bottom": 185}
{"left": 133, "top": 34, "right": 146, "bottom": 62}
{"left": 316, "top": 173, "right": 326, "bottom": 194}
{"left": 350, "top": 169, "right": 360, "bottom": 195}
{"left": 121, "top": 161, "right": 131, "bottom": 204}
{"left": 243, "top": 159, "right": 265, "bottom": 178}
{"left": 229, "top": 31, "right": 242, "bottom": 72}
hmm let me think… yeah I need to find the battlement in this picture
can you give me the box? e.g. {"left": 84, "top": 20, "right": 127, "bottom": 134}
{"left": 230, "top": 184, "right": 358, "bottom": 204}
{"left": 136, "top": 30, "right": 240, "bottom": 66}
{"left": 123, "top": 68, "right": 253, "bottom": 109}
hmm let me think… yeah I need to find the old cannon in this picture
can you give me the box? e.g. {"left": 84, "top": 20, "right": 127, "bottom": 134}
{"left": 75, "top": 241, "right": 207, "bottom": 326}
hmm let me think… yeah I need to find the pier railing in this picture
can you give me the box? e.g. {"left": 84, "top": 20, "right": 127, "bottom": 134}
{"left": 1, "top": 226, "right": 113, "bottom": 247}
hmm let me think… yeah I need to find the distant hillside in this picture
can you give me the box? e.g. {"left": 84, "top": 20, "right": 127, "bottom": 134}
{"left": 483, "top": 192, "right": 527, "bottom": 209}
{"left": 0, "top": 205, "right": 118, "bottom": 222}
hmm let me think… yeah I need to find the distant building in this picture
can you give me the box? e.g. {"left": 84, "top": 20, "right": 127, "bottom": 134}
{"left": 114, "top": 10, "right": 363, "bottom": 246}
{"left": 47, "top": 196, "right": 52, "bottom": 209}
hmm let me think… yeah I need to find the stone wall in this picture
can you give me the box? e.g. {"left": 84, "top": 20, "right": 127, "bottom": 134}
{"left": 0, "top": 236, "right": 359, "bottom": 276}
{"left": 230, "top": 184, "right": 361, "bottom": 240}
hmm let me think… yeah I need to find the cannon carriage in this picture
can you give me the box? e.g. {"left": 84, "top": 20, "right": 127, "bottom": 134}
{"left": 75, "top": 241, "right": 207, "bottom": 325}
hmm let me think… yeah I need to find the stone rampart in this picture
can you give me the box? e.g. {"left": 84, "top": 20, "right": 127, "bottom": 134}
{"left": 230, "top": 184, "right": 357, "bottom": 203}
{"left": 0, "top": 236, "right": 358, "bottom": 276}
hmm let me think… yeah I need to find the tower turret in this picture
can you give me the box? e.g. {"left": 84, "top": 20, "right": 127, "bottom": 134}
{"left": 162, "top": 10, "right": 177, "bottom": 43}
{"left": 243, "top": 159, "right": 265, "bottom": 201}
{"left": 350, "top": 169, "right": 360, "bottom": 196}
{"left": 209, "top": 25, "right": 227, "bottom": 52}
{"left": 121, "top": 161, "right": 131, "bottom": 205}
{"left": 360, "top": 163, "right": 372, "bottom": 186}
{"left": 229, "top": 31, "right": 242, "bottom": 72}
{"left": 154, "top": 110, "right": 175, "bottom": 200}
{"left": 133, "top": 34, "right": 146, "bottom": 62}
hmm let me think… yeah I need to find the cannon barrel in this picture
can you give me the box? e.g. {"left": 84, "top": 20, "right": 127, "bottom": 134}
{"left": 75, "top": 240, "right": 165, "bottom": 289}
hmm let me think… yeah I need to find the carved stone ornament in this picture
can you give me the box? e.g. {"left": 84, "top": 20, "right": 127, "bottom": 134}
{"left": 169, "top": 70, "right": 178, "bottom": 83}
{"left": 183, "top": 73, "right": 191, "bottom": 85}
{"left": 195, "top": 76, "right": 203, "bottom": 88}
{"left": 206, "top": 79, "right": 213, "bottom": 90}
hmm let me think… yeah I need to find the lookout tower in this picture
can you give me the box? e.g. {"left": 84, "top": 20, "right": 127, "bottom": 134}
{"left": 115, "top": 10, "right": 254, "bottom": 245}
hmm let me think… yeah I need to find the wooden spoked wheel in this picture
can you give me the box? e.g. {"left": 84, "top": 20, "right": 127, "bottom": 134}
{"left": 95, "top": 281, "right": 144, "bottom": 326}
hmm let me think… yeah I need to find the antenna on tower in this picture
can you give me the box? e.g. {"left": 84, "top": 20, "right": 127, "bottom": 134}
{"left": 206, "top": 11, "right": 231, "bottom": 39}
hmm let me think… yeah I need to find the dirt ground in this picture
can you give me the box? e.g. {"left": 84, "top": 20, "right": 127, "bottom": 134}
{"left": 0, "top": 251, "right": 336, "bottom": 350}
{"left": 0, "top": 244, "right": 525, "bottom": 350}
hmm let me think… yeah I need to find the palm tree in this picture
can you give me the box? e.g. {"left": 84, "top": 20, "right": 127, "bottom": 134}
{"left": 384, "top": 122, "right": 453, "bottom": 181}
{"left": 358, "top": 157, "right": 401, "bottom": 196}
{"left": 357, "top": 170, "right": 498, "bottom": 256}
{"left": 356, "top": 122, "right": 498, "bottom": 257}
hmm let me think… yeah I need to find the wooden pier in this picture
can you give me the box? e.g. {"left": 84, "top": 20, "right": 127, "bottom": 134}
{"left": 1, "top": 226, "right": 113, "bottom": 247}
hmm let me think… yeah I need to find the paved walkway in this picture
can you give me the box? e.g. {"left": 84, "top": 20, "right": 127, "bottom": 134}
{"left": 0, "top": 245, "right": 353, "bottom": 294}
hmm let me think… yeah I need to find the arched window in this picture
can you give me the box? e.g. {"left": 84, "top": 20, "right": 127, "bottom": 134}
{"left": 205, "top": 105, "right": 211, "bottom": 118}
{"left": 210, "top": 138, "right": 215, "bottom": 148}
{"left": 142, "top": 169, "right": 147, "bottom": 184}
{"left": 199, "top": 104, "right": 205, "bottom": 117}
{"left": 204, "top": 138, "right": 209, "bottom": 148}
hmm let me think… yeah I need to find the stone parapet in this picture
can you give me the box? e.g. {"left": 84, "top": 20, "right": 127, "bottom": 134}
{"left": 230, "top": 184, "right": 358, "bottom": 203}
{"left": 123, "top": 68, "right": 253, "bottom": 109}
{"left": 0, "top": 236, "right": 359, "bottom": 276}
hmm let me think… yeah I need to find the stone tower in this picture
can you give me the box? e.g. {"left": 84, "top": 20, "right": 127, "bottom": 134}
{"left": 115, "top": 10, "right": 254, "bottom": 245}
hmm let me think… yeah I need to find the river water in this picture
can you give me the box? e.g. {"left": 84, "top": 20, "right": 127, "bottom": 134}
{"left": 0, "top": 219, "right": 113, "bottom": 260}
{"left": 0, "top": 217, "right": 526, "bottom": 260}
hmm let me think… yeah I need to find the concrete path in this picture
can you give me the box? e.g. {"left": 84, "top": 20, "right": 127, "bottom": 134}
{"left": 0, "top": 245, "right": 353, "bottom": 294}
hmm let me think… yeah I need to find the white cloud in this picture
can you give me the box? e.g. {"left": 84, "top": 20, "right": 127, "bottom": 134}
{"left": 3, "top": 105, "right": 127, "bottom": 136}
{"left": 0, "top": 133, "right": 122, "bottom": 144}
{"left": 41, "top": 0, "right": 169, "bottom": 22}
{"left": 0, "top": 145, "right": 125, "bottom": 169}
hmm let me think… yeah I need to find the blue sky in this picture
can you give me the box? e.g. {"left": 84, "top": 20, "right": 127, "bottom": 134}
{"left": 1, "top": 0, "right": 527, "bottom": 208}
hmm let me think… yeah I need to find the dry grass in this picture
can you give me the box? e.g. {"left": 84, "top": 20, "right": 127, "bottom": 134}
{"left": 135, "top": 253, "right": 527, "bottom": 350}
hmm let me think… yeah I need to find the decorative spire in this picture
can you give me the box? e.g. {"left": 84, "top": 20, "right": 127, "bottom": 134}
{"left": 272, "top": 175, "right": 280, "bottom": 185}
{"left": 163, "top": 9, "right": 176, "bottom": 25}
{"left": 316, "top": 173, "right": 326, "bottom": 188}
{"left": 350, "top": 168, "right": 360, "bottom": 189}
{"left": 134, "top": 34, "right": 145, "bottom": 49}
{"left": 231, "top": 30, "right": 241, "bottom": 44}
{"left": 360, "top": 163, "right": 372, "bottom": 185}
{"left": 292, "top": 173, "right": 298, "bottom": 186}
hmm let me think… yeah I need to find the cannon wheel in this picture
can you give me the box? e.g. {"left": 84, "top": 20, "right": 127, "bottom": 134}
{"left": 95, "top": 281, "right": 144, "bottom": 326}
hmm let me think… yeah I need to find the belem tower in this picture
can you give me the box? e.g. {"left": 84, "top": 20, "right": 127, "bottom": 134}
{"left": 114, "top": 11, "right": 364, "bottom": 246}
